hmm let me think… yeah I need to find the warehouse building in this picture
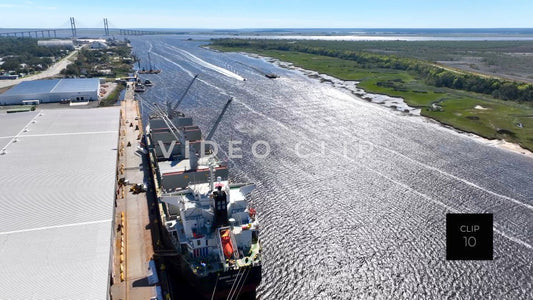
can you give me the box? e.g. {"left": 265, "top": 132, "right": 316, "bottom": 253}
{"left": 0, "top": 107, "right": 120, "bottom": 299}
{"left": 0, "top": 78, "right": 100, "bottom": 105}
{"left": 37, "top": 39, "right": 74, "bottom": 49}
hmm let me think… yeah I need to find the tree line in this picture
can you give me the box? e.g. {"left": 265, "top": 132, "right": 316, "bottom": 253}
{"left": 61, "top": 45, "right": 132, "bottom": 78}
{"left": 213, "top": 39, "right": 533, "bottom": 102}
{"left": 0, "top": 37, "right": 69, "bottom": 74}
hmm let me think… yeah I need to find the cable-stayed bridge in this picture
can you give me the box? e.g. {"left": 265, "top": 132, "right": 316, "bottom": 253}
{"left": 0, "top": 17, "right": 182, "bottom": 38}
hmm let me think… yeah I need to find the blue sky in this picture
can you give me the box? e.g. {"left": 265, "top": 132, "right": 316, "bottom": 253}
{"left": 0, "top": 0, "right": 532, "bottom": 28}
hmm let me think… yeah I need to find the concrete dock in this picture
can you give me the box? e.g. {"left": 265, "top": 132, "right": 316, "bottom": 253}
{"left": 110, "top": 83, "right": 158, "bottom": 300}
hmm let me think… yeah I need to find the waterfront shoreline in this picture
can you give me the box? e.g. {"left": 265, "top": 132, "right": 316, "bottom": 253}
{"left": 238, "top": 51, "right": 533, "bottom": 158}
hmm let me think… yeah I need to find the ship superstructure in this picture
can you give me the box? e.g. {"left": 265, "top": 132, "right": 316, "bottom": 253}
{"left": 142, "top": 80, "right": 261, "bottom": 299}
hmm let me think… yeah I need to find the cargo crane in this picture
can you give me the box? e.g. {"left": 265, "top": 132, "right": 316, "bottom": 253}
{"left": 140, "top": 84, "right": 232, "bottom": 159}
{"left": 167, "top": 74, "right": 198, "bottom": 118}
{"left": 138, "top": 52, "right": 161, "bottom": 74}
{"left": 206, "top": 97, "right": 233, "bottom": 141}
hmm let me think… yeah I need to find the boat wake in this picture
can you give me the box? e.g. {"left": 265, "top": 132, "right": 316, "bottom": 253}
{"left": 150, "top": 48, "right": 233, "bottom": 99}
{"left": 162, "top": 44, "right": 245, "bottom": 81}
{"left": 150, "top": 51, "right": 195, "bottom": 77}
{"left": 128, "top": 36, "right": 533, "bottom": 299}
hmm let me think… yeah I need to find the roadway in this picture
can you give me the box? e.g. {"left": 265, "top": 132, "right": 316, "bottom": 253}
{"left": 0, "top": 49, "right": 78, "bottom": 89}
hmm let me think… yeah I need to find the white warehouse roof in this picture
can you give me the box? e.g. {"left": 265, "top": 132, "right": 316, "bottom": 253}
{"left": 0, "top": 107, "right": 120, "bottom": 299}
{"left": 0, "top": 78, "right": 100, "bottom": 105}
{"left": 37, "top": 39, "right": 74, "bottom": 48}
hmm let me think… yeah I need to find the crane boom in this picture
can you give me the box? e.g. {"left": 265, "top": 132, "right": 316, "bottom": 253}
{"left": 168, "top": 74, "right": 199, "bottom": 115}
{"left": 206, "top": 97, "right": 233, "bottom": 141}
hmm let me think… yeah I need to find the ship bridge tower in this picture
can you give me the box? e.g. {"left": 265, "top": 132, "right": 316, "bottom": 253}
{"left": 213, "top": 185, "right": 228, "bottom": 228}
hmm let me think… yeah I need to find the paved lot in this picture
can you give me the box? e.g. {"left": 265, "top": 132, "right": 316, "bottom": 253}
{"left": 111, "top": 83, "right": 156, "bottom": 300}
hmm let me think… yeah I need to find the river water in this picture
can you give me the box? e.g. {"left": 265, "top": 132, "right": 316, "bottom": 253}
{"left": 130, "top": 36, "right": 533, "bottom": 299}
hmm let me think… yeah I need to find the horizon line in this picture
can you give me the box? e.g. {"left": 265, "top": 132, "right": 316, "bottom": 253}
{"left": 2, "top": 27, "right": 533, "bottom": 30}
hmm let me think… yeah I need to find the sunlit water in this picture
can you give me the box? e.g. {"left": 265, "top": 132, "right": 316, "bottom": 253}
{"left": 131, "top": 36, "right": 533, "bottom": 299}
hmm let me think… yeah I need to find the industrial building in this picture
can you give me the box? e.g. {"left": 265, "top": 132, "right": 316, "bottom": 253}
{"left": 0, "top": 108, "right": 120, "bottom": 299}
{"left": 0, "top": 78, "right": 100, "bottom": 105}
{"left": 37, "top": 39, "right": 74, "bottom": 49}
{"left": 90, "top": 41, "right": 109, "bottom": 49}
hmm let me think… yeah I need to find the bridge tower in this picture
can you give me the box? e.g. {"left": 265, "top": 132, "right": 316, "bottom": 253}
{"left": 103, "top": 18, "right": 110, "bottom": 36}
{"left": 70, "top": 17, "right": 77, "bottom": 38}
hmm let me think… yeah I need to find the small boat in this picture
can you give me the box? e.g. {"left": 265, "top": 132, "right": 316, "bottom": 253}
{"left": 138, "top": 69, "right": 161, "bottom": 74}
{"left": 265, "top": 73, "right": 279, "bottom": 79}
{"left": 144, "top": 79, "right": 153, "bottom": 86}
{"left": 134, "top": 83, "right": 145, "bottom": 92}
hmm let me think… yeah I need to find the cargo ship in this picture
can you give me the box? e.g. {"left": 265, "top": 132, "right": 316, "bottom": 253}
{"left": 143, "top": 90, "right": 261, "bottom": 299}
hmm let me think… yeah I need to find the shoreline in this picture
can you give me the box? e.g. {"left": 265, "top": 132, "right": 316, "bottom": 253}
{"left": 243, "top": 52, "right": 533, "bottom": 158}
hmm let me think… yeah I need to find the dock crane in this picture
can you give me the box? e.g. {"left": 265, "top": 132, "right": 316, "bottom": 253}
{"left": 167, "top": 74, "right": 198, "bottom": 118}
{"left": 206, "top": 97, "right": 233, "bottom": 141}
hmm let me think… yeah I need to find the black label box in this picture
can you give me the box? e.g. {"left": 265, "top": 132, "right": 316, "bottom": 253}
{"left": 446, "top": 213, "right": 493, "bottom": 260}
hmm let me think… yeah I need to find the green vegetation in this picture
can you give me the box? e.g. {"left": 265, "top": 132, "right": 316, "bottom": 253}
{"left": 210, "top": 39, "right": 533, "bottom": 151}
{"left": 99, "top": 83, "right": 125, "bottom": 107}
{"left": 213, "top": 39, "right": 533, "bottom": 101}
{"left": 256, "top": 40, "right": 533, "bottom": 71}
{"left": 219, "top": 39, "right": 533, "bottom": 83}
{"left": 6, "top": 107, "right": 32, "bottom": 113}
{"left": 61, "top": 42, "right": 133, "bottom": 78}
{"left": 0, "top": 37, "right": 70, "bottom": 75}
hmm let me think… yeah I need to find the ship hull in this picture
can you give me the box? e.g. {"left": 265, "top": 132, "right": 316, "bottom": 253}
{"left": 159, "top": 228, "right": 261, "bottom": 299}
{"left": 165, "top": 250, "right": 261, "bottom": 300}
{"left": 179, "top": 258, "right": 261, "bottom": 300}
